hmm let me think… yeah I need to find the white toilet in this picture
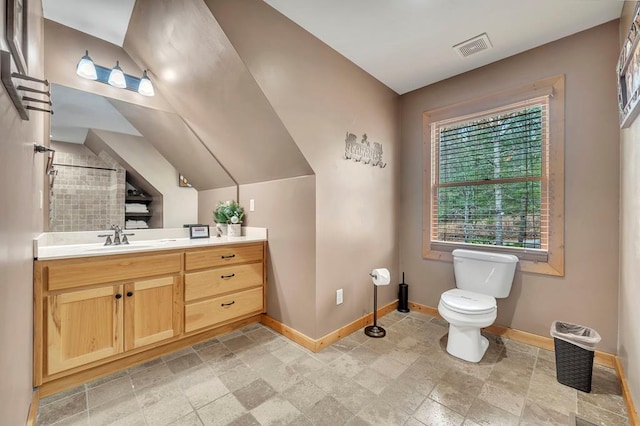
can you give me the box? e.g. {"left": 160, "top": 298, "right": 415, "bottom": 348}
{"left": 438, "top": 249, "right": 518, "bottom": 362}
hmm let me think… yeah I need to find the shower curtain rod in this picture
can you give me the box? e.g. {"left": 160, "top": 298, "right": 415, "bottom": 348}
{"left": 52, "top": 163, "right": 116, "bottom": 172}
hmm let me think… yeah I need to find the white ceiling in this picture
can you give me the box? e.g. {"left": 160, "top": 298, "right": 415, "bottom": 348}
{"left": 50, "top": 84, "right": 141, "bottom": 143}
{"left": 42, "top": 0, "right": 623, "bottom": 94}
{"left": 263, "top": 0, "right": 624, "bottom": 94}
{"left": 43, "top": 0, "right": 136, "bottom": 46}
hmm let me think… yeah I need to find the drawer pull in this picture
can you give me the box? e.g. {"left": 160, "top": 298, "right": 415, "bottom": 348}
{"left": 221, "top": 273, "right": 236, "bottom": 279}
{"left": 221, "top": 301, "right": 235, "bottom": 307}
{"left": 221, "top": 254, "right": 236, "bottom": 259}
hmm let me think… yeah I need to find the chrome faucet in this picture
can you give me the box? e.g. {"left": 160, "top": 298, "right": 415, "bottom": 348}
{"left": 112, "top": 224, "right": 123, "bottom": 245}
{"left": 98, "top": 225, "right": 135, "bottom": 246}
{"left": 97, "top": 233, "right": 113, "bottom": 245}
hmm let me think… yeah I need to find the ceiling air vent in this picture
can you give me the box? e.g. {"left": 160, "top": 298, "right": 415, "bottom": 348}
{"left": 453, "top": 33, "right": 492, "bottom": 58}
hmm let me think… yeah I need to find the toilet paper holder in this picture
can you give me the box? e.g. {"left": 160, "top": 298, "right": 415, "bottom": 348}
{"left": 365, "top": 268, "right": 390, "bottom": 338}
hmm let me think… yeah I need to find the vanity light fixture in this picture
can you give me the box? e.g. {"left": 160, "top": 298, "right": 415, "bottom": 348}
{"left": 107, "top": 61, "right": 126, "bottom": 88}
{"left": 75, "top": 50, "right": 97, "bottom": 80}
{"left": 75, "top": 51, "right": 155, "bottom": 97}
{"left": 137, "top": 70, "right": 154, "bottom": 96}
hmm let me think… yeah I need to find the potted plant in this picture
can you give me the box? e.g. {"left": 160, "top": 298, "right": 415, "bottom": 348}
{"left": 213, "top": 200, "right": 245, "bottom": 237}
{"left": 213, "top": 202, "right": 229, "bottom": 235}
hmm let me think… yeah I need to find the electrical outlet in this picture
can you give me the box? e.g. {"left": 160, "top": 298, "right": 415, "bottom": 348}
{"left": 336, "top": 289, "right": 343, "bottom": 305}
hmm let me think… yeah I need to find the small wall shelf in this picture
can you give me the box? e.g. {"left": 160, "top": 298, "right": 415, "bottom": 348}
{"left": 124, "top": 212, "right": 153, "bottom": 218}
{"left": 125, "top": 187, "right": 154, "bottom": 229}
{"left": 125, "top": 195, "right": 153, "bottom": 203}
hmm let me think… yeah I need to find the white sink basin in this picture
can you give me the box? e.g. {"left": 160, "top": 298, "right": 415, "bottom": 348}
{"left": 79, "top": 244, "right": 159, "bottom": 253}
{"left": 70, "top": 240, "right": 173, "bottom": 254}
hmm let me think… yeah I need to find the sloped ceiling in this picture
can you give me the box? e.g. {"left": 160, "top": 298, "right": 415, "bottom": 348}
{"left": 109, "top": 99, "right": 236, "bottom": 190}
{"left": 43, "top": 0, "right": 136, "bottom": 46}
{"left": 44, "top": 22, "right": 235, "bottom": 191}
{"left": 123, "top": 0, "right": 314, "bottom": 185}
{"left": 50, "top": 84, "right": 141, "bottom": 143}
{"left": 43, "top": 0, "right": 623, "bottom": 95}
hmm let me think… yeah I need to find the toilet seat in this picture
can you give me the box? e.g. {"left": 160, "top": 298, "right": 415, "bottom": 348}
{"left": 440, "top": 289, "right": 496, "bottom": 315}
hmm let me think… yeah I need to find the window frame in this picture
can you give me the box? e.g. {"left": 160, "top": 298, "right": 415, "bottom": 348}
{"left": 422, "top": 75, "right": 565, "bottom": 276}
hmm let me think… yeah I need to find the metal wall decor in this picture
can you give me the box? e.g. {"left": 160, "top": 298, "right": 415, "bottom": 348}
{"left": 179, "top": 173, "right": 192, "bottom": 187}
{"left": 618, "top": 2, "right": 640, "bottom": 128}
{"left": 344, "top": 132, "right": 387, "bottom": 168}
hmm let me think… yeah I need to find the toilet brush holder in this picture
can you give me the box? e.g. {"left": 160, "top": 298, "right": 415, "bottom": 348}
{"left": 365, "top": 268, "right": 390, "bottom": 338}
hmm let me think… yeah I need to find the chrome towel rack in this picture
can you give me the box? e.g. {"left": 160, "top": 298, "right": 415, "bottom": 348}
{"left": 1, "top": 50, "right": 52, "bottom": 120}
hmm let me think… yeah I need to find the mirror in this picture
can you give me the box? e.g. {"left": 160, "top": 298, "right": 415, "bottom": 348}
{"left": 48, "top": 83, "right": 237, "bottom": 232}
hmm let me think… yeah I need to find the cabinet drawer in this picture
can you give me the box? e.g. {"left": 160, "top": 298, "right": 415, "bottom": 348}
{"left": 185, "top": 287, "right": 263, "bottom": 333}
{"left": 47, "top": 253, "right": 182, "bottom": 291}
{"left": 185, "top": 243, "right": 263, "bottom": 271}
{"left": 185, "top": 263, "right": 263, "bottom": 302}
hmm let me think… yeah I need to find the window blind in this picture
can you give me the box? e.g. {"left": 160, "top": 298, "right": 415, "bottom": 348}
{"left": 430, "top": 97, "right": 549, "bottom": 260}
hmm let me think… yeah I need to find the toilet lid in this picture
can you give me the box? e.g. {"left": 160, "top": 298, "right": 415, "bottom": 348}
{"left": 441, "top": 289, "right": 496, "bottom": 314}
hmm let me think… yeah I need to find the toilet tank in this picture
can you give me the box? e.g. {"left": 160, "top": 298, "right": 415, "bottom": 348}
{"left": 452, "top": 249, "right": 519, "bottom": 298}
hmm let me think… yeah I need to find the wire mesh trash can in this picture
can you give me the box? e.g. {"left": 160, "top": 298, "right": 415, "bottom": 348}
{"left": 550, "top": 321, "right": 601, "bottom": 393}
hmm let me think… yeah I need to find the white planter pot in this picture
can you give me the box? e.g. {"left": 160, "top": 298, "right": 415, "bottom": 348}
{"left": 228, "top": 224, "right": 242, "bottom": 237}
{"left": 216, "top": 223, "right": 228, "bottom": 235}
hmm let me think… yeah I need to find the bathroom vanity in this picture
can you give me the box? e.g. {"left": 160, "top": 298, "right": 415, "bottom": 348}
{"left": 32, "top": 228, "right": 267, "bottom": 396}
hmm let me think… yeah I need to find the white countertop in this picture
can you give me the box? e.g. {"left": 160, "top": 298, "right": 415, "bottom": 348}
{"left": 35, "top": 227, "right": 267, "bottom": 260}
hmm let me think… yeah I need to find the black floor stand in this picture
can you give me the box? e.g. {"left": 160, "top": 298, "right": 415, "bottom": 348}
{"left": 365, "top": 284, "right": 386, "bottom": 338}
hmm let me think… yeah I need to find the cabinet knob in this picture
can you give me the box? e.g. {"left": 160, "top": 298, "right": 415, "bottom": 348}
{"left": 221, "top": 254, "right": 236, "bottom": 259}
{"left": 221, "top": 301, "right": 235, "bottom": 307}
{"left": 221, "top": 273, "right": 236, "bottom": 279}
{"left": 127, "top": 292, "right": 133, "bottom": 297}
{"left": 115, "top": 294, "right": 122, "bottom": 299}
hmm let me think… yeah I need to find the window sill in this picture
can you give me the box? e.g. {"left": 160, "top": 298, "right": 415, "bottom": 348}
{"left": 422, "top": 246, "right": 564, "bottom": 277}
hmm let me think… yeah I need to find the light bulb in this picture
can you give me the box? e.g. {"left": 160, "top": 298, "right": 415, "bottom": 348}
{"left": 108, "top": 61, "right": 126, "bottom": 88}
{"left": 137, "top": 70, "right": 155, "bottom": 96}
{"left": 76, "top": 50, "right": 97, "bottom": 80}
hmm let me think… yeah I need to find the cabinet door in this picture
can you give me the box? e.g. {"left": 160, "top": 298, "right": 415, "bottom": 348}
{"left": 124, "top": 276, "right": 180, "bottom": 351}
{"left": 47, "top": 285, "right": 123, "bottom": 375}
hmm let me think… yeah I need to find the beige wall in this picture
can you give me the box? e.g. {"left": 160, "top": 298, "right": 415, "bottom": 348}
{"left": 92, "top": 130, "right": 198, "bottom": 228}
{"left": 199, "top": 177, "right": 317, "bottom": 337}
{"left": 0, "top": 0, "right": 46, "bottom": 423}
{"left": 238, "top": 177, "right": 317, "bottom": 337}
{"left": 123, "top": 0, "right": 313, "bottom": 186}
{"left": 44, "top": 19, "right": 173, "bottom": 112}
{"left": 400, "top": 21, "right": 621, "bottom": 353}
{"left": 618, "top": 1, "right": 640, "bottom": 413}
{"left": 209, "top": 0, "right": 400, "bottom": 338}
{"left": 198, "top": 186, "right": 239, "bottom": 227}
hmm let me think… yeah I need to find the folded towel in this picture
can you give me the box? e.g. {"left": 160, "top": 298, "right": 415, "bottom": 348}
{"left": 125, "top": 203, "right": 149, "bottom": 213}
{"left": 125, "top": 220, "right": 149, "bottom": 229}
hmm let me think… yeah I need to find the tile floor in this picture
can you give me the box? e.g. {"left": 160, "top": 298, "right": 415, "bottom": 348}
{"left": 36, "top": 311, "right": 629, "bottom": 425}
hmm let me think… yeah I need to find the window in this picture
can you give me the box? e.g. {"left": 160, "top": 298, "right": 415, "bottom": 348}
{"left": 423, "top": 76, "right": 565, "bottom": 276}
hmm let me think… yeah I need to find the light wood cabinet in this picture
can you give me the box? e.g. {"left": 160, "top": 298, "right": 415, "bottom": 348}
{"left": 44, "top": 274, "right": 180, "bottom": 377}
{"left": 47, "top": 285, "right": 123, "bottom": 375}
{"left": 185, "top": 287, "right": 263, "bottom": 333}
{"left": 184, "top": 243, "right": 265, "bottom": 333}
{"left": 124, "top": 276, "right": 181, "bottom": 351}
{"left": 184, "top": 263, "right": 263, "bottom": 302}
{"left": 34, "top": 241, "right": 266, "bottom": 396}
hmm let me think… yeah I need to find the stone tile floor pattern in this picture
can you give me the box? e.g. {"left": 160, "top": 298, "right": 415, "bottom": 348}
{"left": 36, "top": 311, "right": 629, "bottom": 425}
